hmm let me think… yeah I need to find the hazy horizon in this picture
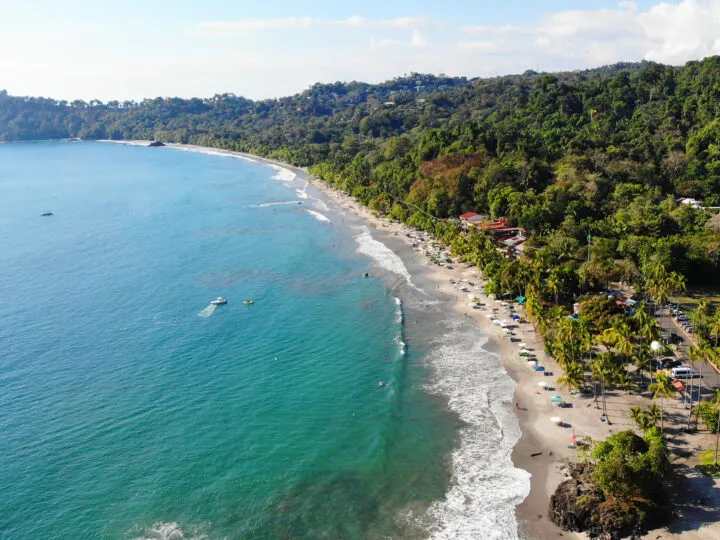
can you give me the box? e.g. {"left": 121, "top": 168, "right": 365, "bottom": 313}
{"left": 2, "top": 0, "right": 720, "bottom": 101}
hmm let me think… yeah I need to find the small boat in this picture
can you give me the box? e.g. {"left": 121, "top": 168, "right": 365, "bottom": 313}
{"left": 243, "top": 300, "right": 254, "bottom": 305}
{"left": 210, "top": 297, "right": 227, "bottom": 305}
{"left": 363, "top": 273, "right": 369, "bottom": 278}
{"left": 41, "top": 211, "right": 53, "bottom": 216}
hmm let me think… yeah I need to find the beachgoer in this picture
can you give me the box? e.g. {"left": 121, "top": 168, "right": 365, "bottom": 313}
{"left": 516, "top": 402, "right": 520, "bottom": 409}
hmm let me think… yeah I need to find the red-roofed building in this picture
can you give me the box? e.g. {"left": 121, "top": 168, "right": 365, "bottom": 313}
{"left": 459, "top": 212, "right": 480, "bottom": 220}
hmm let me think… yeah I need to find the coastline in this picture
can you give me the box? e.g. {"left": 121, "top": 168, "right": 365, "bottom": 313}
{"left": 114, "top": 140, "right": 565, "bottom": 538}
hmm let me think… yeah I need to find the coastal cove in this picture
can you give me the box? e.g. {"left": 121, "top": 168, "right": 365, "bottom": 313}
{"left": 0, "top": 141, "right": 528, "bottom": 539}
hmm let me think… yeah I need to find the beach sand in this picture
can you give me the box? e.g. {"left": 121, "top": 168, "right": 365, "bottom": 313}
{"left": 156, "top": 142, "right": 720, "bottom": 539}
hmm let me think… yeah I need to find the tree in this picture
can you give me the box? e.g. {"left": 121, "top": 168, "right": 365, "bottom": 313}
{"left": 630, "top": 406, "right": 654, "bottom": 432}
{"left": 558, "top": 361, "right": 586, "bottom": 391}
{"left": 649, "top": 372, "right": 675, "bottom": 433}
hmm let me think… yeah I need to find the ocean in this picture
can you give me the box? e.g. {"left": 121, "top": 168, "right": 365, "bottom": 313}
{"left": 0, "top": 141, "right": 528, "bottom": 539}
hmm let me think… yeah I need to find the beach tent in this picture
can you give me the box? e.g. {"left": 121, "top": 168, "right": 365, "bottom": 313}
{"left": 516, "top": 296, "right": 526, "bottom": 303}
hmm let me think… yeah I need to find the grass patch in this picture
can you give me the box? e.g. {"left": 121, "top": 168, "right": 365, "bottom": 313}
{"left": 697, "top": 449, "right": 720, "bottom": 476}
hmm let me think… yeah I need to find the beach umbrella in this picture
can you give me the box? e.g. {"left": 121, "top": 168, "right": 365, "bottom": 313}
{"left": 486, "top": 314, "right": 495, "bottom": 319}
{"left": 537, "top": 382, "right": 546, "bottom": 387}
{"left": 511, "top": 314, "right": 521, "bottom": 320}
{"left": 550, "top": 396, "right": 564, "bottom": 403}
{"left": 519, "top": 351, "right": 529, "bottom": 357}
{"left": 493, "top": 320, "right": 501, "bottom": 325}
{"left": 519, "top": 343, "right": 528, "bottom": 348}
{"left": 550, "top": 416, "right": 562, "bottom": 424}
{"left": 570, "top": 434, "right": 577, "bottom": 442}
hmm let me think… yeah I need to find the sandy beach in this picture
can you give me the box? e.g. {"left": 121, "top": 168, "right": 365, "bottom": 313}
{"left": 142, "top": 141, "right": 719, "bottom": 539}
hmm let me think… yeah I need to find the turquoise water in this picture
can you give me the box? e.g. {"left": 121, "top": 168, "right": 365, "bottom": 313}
{"left": 0, "top": 142, "right": 457, "bottom": 539}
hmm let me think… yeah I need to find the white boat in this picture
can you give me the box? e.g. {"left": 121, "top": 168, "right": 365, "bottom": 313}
{"left": 210, "top": 297, "right": 227, "bottom": 305}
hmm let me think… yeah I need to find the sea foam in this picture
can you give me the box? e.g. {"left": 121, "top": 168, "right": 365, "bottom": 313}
{"left": 270, "top": 165, "right": 296, "bottom": 182}
{"left": 253, "top": 201, "right": 302, "bottom": 208}
{"left": 355, "top": 227, "right": 414, "bottom": 287}
{"left": 131, "top": 522, "right": 207, "bottom": 540}
{"left": 413, "top": 326, "right": 531, "bottom": 540}
{"left": 306, "top": 210, "right": 331, "bottom": 223}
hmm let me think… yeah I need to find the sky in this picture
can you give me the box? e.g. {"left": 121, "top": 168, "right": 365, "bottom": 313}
{"left": 1, "top": 0, "right": 720, "bottom": 101}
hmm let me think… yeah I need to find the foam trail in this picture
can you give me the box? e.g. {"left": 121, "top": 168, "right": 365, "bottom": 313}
{"left": 253, "top": 201, "right": 302, "bottom": 208}
{"left": 296, "top": 189, "right": 309, "bottom": 200}
{"left": 355, "top": 227, "right": 414, "bottom": 287}
{"left": 197, "top": 304, "right": 217, "bottom": 318}
{"left": 408, "top": 327, "right": 530, "bottom": 540}
{"left": 131, "top": 522, "right": 207, "bottom": 540}
{"left": 306, "top": 210, "right": 331, "bottom": 223}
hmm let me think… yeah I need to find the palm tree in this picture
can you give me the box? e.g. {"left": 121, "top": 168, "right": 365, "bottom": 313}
{"left": 649, "top": 372, "right": 675, "bottom": 433}
{"left": 558, "top": 361, "right": 585, "bottom": 392}
{"left": 602, "top": 321, "right": 635, "bottom": 381}
{"left": 647, "top": 403, "right": 661, "bottom": 426}
{"left": 694, "top": 343, "right": 717, "bottom": 429}
{"left": 592, "top": 353, "right": 616, "bottom": 418}
{"left": 694, "top": 298, "right": 710, "bottom": 341}
{"left": 630, "top": 406, "right": 653, "bottom": 432}
{"left": 708, "top": 314, "right": 720, "bottom": 349}
{"left": 631, "top": 344, "right": 651, "bottom": 388}
{"left": 547, "top": 272, "right": 561, "bottom": 306}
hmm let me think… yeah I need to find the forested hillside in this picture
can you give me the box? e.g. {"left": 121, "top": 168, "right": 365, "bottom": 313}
{"left": 2, "top": 58, "right": 720, "bottom": 290}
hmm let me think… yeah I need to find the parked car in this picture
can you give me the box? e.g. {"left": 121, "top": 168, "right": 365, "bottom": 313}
{"left": 671, "top": 366, "right": 699, "bottom": 379}
{"left": 669, "top": 333, "right": 684, "bottom": 344}
{"left": 660, "top": 358, "right": 683, "bottom": 370}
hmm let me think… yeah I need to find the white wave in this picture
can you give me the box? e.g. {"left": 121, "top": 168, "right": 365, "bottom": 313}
{"left": 98, "top": 139, "right": 152, "bottom": 147}
{"left": 197, "top": 304, "right": 217, "bottom": 318}
{"left": 296, "top": 189, "right": 309, "bottom": 199}
{"left": 306, "top": 210, "right": 331, "bottom": 223}
{"left": 355, "top": 227, "right": 414, "bottom": 287}
{"left": 253, "top": 201, "right": 302, "bottom": 208}
{"left": 394, "top": 297, "right": 404, "bottom": 325}
{"left": 170, "top": 145, "right": 257, "bottom": 162}
{"left": 411, "top": 329, "right": 530, "bottom": 540}
{"left": 131, "top": 522, "right": 207, "bottom": 540}
{"left": 270, "top": 165, "right": 296, "bottom": 182}
{"left": 314, "top": 199, "right": 329, "bottom": 211}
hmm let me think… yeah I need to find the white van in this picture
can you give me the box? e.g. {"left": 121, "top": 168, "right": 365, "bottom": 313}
{"left": 671, "top": 366, "right": 698, "bottom": 379}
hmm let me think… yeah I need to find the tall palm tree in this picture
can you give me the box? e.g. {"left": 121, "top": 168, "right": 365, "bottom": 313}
{"left": 558, "top": 361, "right": 585, "bottom": 392}
{"left": 592, "top": 353, "right": 616, "bottom": 418}
{"left": 631, "top": 344, "right": 651, "bottom": 388}
{"left": 708, "top": 314, "right": 720, "bottom": 349}
{"left": 649, "top": 372, "right": 675, "bottom": 433}
{"left": 694, "top": 343, "right": 717, "bottom": 429}
{"left": 602, "top": 321, "right": 635, "bottom": 381}
{"left": 694, "top": 299, "right": 710, "bottom": 341}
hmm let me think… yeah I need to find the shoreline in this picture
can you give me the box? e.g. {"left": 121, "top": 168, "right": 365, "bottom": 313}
{"left": 112, "top": 140, "right": 565, "bottom": 538}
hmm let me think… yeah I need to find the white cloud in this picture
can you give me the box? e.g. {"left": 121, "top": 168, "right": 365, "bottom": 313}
{"left": 411, "top": 29, "right": 428, "bottom": 48}
{"left": 199, "top": 17, "right": 314, "bottom": 31}
{"left": 459, "top": 1, "right": 720, "bottom": 67}
{"left": 339, "top": 16, "right": 425, "bottom": 29}
{"left": 198, "top": 15, "right": 426, "bottom": 33}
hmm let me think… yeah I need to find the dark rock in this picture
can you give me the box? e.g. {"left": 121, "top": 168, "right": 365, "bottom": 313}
{"left": 148, "top": 140, "right": 165, "bottom": 147}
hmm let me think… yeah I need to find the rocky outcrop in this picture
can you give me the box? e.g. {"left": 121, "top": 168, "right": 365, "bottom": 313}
{"left": 148, "top": 140, "right": 165, "bottom": 147}
{"left": 548, "top": 462, "right": 668, "bottom": 539}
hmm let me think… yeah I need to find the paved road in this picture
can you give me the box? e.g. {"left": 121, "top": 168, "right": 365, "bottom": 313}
{"left": 655, "top": 308, "right": 720, "bottom": 403}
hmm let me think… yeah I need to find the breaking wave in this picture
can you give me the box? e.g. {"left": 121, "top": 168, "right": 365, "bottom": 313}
{"left": 306, "top": 210, "right": 331, "bottom": 223}
{"left": 409, "top": 325, "right": 531, "bottom": 540}
{"left": 355, "top": 227, "right": 414, "bottom": 287}
{"left": 253, "top": 201, "right": 302, "bottom": 208}
{"left": 270, "top": 165, "right": 296, "bottom": 182}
